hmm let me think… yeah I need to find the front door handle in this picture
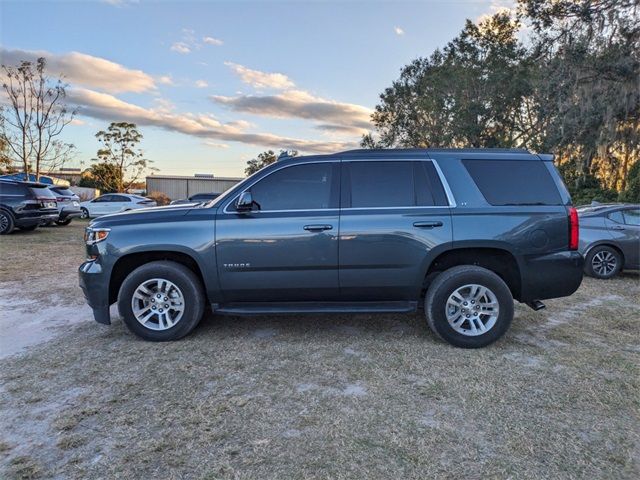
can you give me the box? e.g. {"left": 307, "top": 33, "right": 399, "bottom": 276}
{"left": 303, "top": 224, "right": 333, "bottom": 232}
{"left": 611, "top": 225, "right": 625, "bottom": 230}
{"left": 413, "top": 221, "right": 443, "bottom": 228}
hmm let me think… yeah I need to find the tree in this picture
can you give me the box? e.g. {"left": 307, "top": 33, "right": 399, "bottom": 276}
{"left": 363, "top": 12, "right": 534, "bottom": 149}
{"left": 78, "top": 162, "right": 121, "bottom": 193}
{"left": 619, "top": 161, "right": 640, "bottom": 203}
{"left": 93, "top": 122, "right": 154, "bottom": 192}
{"left": 245, "top": 149, "right": 298, "bottom": 176}
{"left": 1, "top": 57, "right": 76, "bottom": 179}
{"left": 518, "top": 0, "right": 640, "bottom": 187}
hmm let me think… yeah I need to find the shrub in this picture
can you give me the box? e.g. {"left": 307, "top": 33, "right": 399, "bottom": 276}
{"left": 146, "top": 191, "right": 171, "bottom": 206}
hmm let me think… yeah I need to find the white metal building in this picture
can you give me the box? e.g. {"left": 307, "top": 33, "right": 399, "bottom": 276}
{"left": 146, "top": 174, "right": 244, "bottom": 200}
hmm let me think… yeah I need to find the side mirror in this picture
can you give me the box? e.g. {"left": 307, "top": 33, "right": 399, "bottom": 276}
{"left": 235, "top": 191, "right": 255, "bottom": 212}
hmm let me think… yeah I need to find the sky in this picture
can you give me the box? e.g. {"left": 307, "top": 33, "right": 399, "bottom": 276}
{"left": 0, "top": 0, "right": 513, "bottom": 177}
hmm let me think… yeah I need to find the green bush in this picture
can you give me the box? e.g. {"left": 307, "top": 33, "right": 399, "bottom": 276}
{"left": 619, "top": 162, "right": 640, "bottom": 203}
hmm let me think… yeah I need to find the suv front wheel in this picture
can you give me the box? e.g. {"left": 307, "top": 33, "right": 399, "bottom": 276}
{"left": 425, "top": 265, "right": 514, "bottom": 348}
{"left": 117, "top": 261, "right": 205, "bottom": 341}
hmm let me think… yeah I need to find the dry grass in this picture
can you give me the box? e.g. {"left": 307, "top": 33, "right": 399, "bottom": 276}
{"left": 0, "top": 223, "right": 639, "bottom": 479}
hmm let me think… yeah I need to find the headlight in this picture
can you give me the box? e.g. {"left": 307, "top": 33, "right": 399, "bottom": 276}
{"left": 84, "top": 227, "right": 111, "bottom": 245}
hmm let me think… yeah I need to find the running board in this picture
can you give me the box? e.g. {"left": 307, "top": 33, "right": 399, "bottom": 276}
{"left": 213, "top": 301, "right": 418, "bottom": 316}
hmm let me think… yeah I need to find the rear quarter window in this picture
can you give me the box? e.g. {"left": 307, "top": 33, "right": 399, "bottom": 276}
{"left": 462, "top": 159, "right": 562, "bottom": 206}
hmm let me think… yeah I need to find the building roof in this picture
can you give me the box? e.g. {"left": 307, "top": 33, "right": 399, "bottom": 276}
{"left": 146, "top": 174, "right": 244, "bottom": 181}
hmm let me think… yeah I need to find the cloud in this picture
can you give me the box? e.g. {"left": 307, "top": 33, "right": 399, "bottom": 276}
{"left": 0, "top": 47, "right": 155, "bottom": 93}
{"left": 158, "top": 75, "right": 174, "bottom": 85}
{"left": 394, "top": 26, "right": 405, "bottom": 36}
{"left": 224, "top": 62, "right": 295, "bottom": 90}
{"left": 195, "top": 79, "right": 208, "bottom": 88}
{"left": 170, "top": 42, "right": 191, "bottom": 54}
{"left": 203, "top": 36, "right": 223, "bottom": 46}
{"left": 210, "top": 89, "right": 372, "bottom": 130}
{"left": 66, "top": 88, "right": 356, "bottom": 153}
{"left": 101, "top": 0, "right": 138, "bottom": 6}
{"left": 316, "top": 124, "right": 369, "bottom": 136}
{"left": 203, "top": 141, "right": 229, "bottom": 149}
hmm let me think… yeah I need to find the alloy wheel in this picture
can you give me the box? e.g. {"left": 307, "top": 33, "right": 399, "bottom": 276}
{"left": 131, "top": 278, "right": 185, "bottom": 330}
{"left": 445, "top": 283, "right": 500, "bottom": 336}
{"left": 592, "top": 250, "right": 617, "bottom": 277}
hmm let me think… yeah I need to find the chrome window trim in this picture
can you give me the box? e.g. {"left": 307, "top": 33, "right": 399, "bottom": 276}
{"left": 430, "top": 159, "right": 457, "bottom": 208}
{"left": 222, "top": 157, "right": 457, "bottom": 214}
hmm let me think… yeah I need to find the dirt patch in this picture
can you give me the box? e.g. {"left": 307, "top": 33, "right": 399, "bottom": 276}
{"left": 0, "top": 223, "right": 639, "bottom": 479}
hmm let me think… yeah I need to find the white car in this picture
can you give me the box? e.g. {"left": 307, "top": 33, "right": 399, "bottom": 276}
{"left": 80, "top": 194, "right": 157, "bottom": 218}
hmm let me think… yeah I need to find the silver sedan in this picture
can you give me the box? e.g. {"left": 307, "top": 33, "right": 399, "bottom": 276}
{"left": 578, "top": 204, "right": 640, "bottom": 278}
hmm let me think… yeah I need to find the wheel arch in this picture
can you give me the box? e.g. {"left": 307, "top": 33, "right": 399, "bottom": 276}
{"left": 422, "top": 246, "right": 522, "bottom": 300}
{"left": 584, "top": 242, "right": 625, "bottom": 264}
{"left": 109, "top": 250, "right": 207, "bottom": 305}
{"left": 584, "top": 242, "right": 625, "bottom": 270}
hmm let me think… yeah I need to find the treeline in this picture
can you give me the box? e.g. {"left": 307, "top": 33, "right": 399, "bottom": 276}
{"left": 363, "top": 0, "right": 639, "bottom": 204}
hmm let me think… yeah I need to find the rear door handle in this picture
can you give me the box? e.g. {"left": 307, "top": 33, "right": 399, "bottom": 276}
{"left": 303, "top": 224, "right": 333, "bottom": 232}
{"left": 413, "top": 221, "right": 443, "bottom": 228}
{"left": 611, "top": 225, "right": 625, "bottom": 230}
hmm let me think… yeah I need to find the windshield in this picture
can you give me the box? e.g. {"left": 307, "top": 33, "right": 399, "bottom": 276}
{"left": 200, "top": 173, "right": 258, "bottom": 208}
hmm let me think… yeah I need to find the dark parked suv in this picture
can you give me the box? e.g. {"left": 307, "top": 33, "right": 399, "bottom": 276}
{"left": 0, "top": 179, "right": 58, "bottom": 234}
{"left": 79, "top": 149, "right": 583, "bottom": 348}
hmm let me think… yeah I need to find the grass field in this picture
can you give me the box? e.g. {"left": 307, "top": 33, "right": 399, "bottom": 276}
{"left": 0, "top": 222, "right": 639, "bottom": 479}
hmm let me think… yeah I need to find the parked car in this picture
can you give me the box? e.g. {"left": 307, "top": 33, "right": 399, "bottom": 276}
{"left": 79, "top": 194, "right": 157, "bottom": 218}
{"left": 578, "top": 203, "right": 640, "bottom": 279}
{"left": 0, "top": 179, "right": 58, "bottom": 234}
{"left": 170, "top": 192, "right": 220, "bottom": 205}
{"left": 47, "top": 186, "right": 82, "bottom": 226}
{"left": 79, "top": 148, "right": 583, "bottom": 348}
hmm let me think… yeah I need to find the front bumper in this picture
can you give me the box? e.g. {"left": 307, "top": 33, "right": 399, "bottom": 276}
{"left": 79, "top": 260, "right": 111, "bottom": 324}
{"left": 519, "top": 250, "right": 584, "bottom": 302}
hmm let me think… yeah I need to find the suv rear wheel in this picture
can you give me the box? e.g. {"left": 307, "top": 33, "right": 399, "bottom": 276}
{"left": 425, "top": 265, "right": 514, "bottom": 348}
{"left": 117, "top": 261, "right": 205, "bottom": 341}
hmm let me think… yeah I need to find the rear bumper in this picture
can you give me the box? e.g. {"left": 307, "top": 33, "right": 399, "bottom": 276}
{"left": 59, "top": 208, "right": 82, "bottom": 221}
{"left": 14, "top": 209, "right": 59, "bottom": 227}
{"left": 79, "top": 260, "right": 111, "bottom": 325}
{"left": 519, "top": 251, "right": 584, "bottom": 302}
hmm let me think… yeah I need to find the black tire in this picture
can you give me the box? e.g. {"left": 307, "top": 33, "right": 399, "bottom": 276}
{"left": 0, "top": 210, "right": 14, "bottom": 235}
{"left": 80, "top": 208, "right": 89, "bottom": 219}
{"left": 18, "top": 224, "right": 38, "bottom": 231}
{"left": 425, "top": 265, "right": 514, "bottom": 348}
{"left": 584, "top": 246, "right": 622, "bottom": 279}
{"left": 55, "top": 218, "right": 72, "bottom": 226}
{"left": 117, "top": 261, "right": 205, "bottom": 341}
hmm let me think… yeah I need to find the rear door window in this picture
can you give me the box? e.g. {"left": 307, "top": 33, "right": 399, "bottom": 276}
{"left": 345, "top": 161, "right": 414, "bottom": 208}
{"left": 344, "top": 161, "right": 448, "bottom": 208}
{"left": 623, "top": 209, "right": 640, "bottom": 226}
{"left": 607, "top": 211, "right": 625, "bottom": 224}
{"left": 462, "top": 160, "right": 562, "bottom": 206}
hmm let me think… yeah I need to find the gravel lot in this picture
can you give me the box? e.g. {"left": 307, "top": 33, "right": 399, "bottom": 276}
{"left": 1, "top": 222, "right": 639, "bottom": 479}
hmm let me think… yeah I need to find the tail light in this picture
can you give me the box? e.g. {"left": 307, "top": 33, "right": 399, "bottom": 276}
{"left": 568, "top": 206, "right": 579, "bottom": 250}
{"left": 56, "top": 196, "right": 66, "bottom": 202}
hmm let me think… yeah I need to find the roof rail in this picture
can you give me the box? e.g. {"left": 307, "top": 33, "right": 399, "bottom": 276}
{"left": 338, "top": 147, "right": 531, "bottom": 155}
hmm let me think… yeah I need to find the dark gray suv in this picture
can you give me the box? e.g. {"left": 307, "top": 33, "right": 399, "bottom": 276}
{"left": 79, "top": 148, "right": 583, "bottom": 348}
